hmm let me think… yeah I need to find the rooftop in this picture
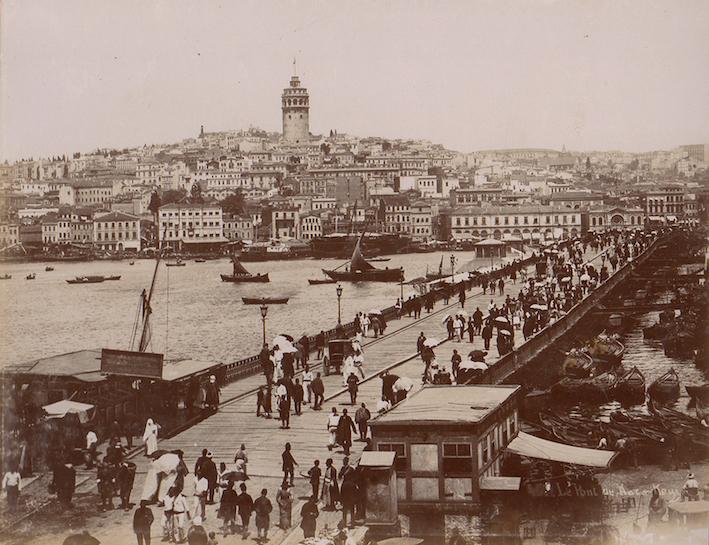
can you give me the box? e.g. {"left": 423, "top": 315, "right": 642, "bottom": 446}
{"left": 372, "top": 384, "right": 520, "bottom": 426}
{"left": 95, "top": 211, "right": 140, "bottom": 222}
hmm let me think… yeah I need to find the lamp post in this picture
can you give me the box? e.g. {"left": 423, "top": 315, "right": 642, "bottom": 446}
{"left": 259, "top": 304, "right": 268, "bottom": 347}
{"left": 450, "top": 254, "right": 456, "bottom": 281}
{"left": 336, "top": 284, "right": 343, "bottom": 325}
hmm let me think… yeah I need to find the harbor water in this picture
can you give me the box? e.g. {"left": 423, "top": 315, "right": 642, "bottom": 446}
{"left": 0, "top": 251, "right": 496, "bottom": 367}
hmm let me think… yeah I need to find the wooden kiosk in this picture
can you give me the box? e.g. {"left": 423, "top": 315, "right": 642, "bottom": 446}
{"left": 359, "top": 451, "right": 398, "bottom": 533}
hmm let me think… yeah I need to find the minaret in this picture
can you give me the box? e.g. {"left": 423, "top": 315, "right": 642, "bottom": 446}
{"left": 281, "top": 62, "right": 310, "bottom": 144}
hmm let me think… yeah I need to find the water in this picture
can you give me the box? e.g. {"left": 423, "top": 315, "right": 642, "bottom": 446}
{"left": 0, "top": 251, "right": 498, "bottom": 367}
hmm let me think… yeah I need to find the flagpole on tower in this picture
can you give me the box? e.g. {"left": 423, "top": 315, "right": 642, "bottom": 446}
{"left": 293, "top": 57, "right": 296, "bottom": 75}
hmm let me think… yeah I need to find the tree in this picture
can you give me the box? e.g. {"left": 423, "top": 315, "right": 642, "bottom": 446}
{"left": 320, "top": 143, "right": 331, "bottom": 155}
{"left": 148, "top": 190, "right": 162, "bottom": 216}
{"left": 382, "top": 141, "right": 392, "bottom": 152}
{"left": 585, "top": 157, "right": 591, "bottom": 170}
{"left": 190, "top": 183, "right": 203, "bottom": 204}
{"left": 220, "top": 191, "right": 245, "bottom": 215}
{"left": 162, "top": 188, "right": 187, "bottom": 205}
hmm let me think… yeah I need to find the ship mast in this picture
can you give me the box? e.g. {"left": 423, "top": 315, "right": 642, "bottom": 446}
{"left": 137, "top": 227, "right": 165, "bottom": 352}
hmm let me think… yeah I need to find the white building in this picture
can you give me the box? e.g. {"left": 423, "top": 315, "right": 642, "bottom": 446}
{"left": 93, "top": 211, "right": 142, "bottom": 251}
{"left": 410, "top": 201, "right": 433, "bottom": 241}
{"left": 158, "top": 203, "right": 225, "bottom": 250}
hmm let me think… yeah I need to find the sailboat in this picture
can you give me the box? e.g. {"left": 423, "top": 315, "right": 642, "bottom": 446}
{"left": 426, "top": 255, "right": 447, "bottom": 280}
{"left": 321, "top": 232, "right": 403, "bottom": 282}
{"left": 220, "top": 255, "right": 270, "bottom": 283}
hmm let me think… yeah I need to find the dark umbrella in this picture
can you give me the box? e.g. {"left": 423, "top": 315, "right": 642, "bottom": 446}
{"left": 468, "top": 350, "right": 488, "bottom": 362}
{"left": 279, "top": 334, "right": 295, "bottom": 342}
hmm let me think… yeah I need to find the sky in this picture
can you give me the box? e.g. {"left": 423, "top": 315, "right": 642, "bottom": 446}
{"left": 1, "top": 0, "right": 708, "bottom": 161}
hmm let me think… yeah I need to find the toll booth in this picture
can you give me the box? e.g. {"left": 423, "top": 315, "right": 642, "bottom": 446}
{"left": 359, "top": 451, "right": 398, "bottom": 534}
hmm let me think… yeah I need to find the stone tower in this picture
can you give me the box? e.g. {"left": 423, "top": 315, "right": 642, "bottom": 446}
{"left": 281, "top": 72, "right": 310, "bottom": 144}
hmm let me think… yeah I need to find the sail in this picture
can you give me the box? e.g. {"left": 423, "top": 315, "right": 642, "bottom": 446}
{"left": 438, "top": 255, "right": 444, "bottom": 274}
{"left": 350, "top": 235, "right": 375, "bottom": 272}
{"left": 232, "top": 256, "right": 251, "bottom": 276}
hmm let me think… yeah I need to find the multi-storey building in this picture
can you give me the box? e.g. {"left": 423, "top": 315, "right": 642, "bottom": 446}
{"left": 0, "top": 222, "right": 19, "bottom": 247}
{"left": 93, "top": 211, "right": 141, "bottom": 251}
{"left": 271, "top": 208, "right": 300, "bottom": 239}
{"left": 378, "top": 195, "right": 411, "bottom": 234}
{"left": 158, "top": 203, "right": 225, "bottom": 250}
{"left": 449, "top": 205, "right": 582, "bottom": 241}
{"left": 586, "top": 206, "right": 645, "bottom": 232}
{"left": 223, "top": 214, "right": 254, "bottom": 242}
{"left": 59, "top": 180, "right": 116, "bottom": 207}
{"left": 41, "top": 212, "right": 72, "bottom": 245}
{"left": 643, "top": 185, "right": 685, "bottom": 221}
{"left": 300, "top": 212, "right": 324, "bottom": 240}
{"left": 410, "top": 201, "right": 433, "bottom": 241}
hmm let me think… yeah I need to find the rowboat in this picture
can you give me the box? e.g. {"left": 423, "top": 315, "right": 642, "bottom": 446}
{"left": 45, "top": 266, "right": 54, "bottom": 272}
{"left": 662, "top": 332, "right": 695, "bottom": 358}
{"left": 221, "top": 256, "right": 269, "bottom": 283}
{"left": 585, "top": 333, "right": 625, "bottom": 365}
{"left": 166, "top": 259, "right": 186, "bottom": 267}
{"left": 195, "top": 258, "right": 206, "bottom": 263}
{"left": 648, "top": 368, "right": 680, "bottom": 400}
{"left": 562, "top": 348, "right": 594, "bottom": 378}
{"left": 0, "top": 274, "right": 11, "bottom": 280}
{"left": 26, "top": 273, "right": 36, "bottom": 280}
{"left": 686, "top": 384, "right": 709, "bottom": 405}
{"left": 643, "top": 323, "right": 670, "bottom": 340}
{"left": 66, "top": 275, "right": 106, "bottom": 284}
{"left": 615, "top": 366, "right": 646, "bottom": 402}
{"left": 105, "top": 275, "right": 121, "bottom": 281}
{"left": 308, "top": 278, "right": 337, "bottom": 285}
{"left": 241, "top": 297, "right": 289, "bottom": 305}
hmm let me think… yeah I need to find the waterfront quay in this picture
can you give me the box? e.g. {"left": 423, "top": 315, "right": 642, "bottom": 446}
{"left": 2, "top": 233, "right": 666, "bottom": 545}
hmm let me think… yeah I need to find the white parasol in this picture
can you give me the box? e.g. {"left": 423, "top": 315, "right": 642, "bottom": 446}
{"left": 368, "top": 309, "right": 383, "bottom": 315}
{"left": 494, "top": 316, "right": 509, "bottom": 324}
{"left": 441, "top": 314, "right": 452, "bottom": 324}
{"left": 393, "top": 376, "right": 414, "bottom": 392}
{"left": 423, "top": 338, "right": 440, "bottom": 348}
{"left": 461, "top": 360, "right": 488, "bottom": 371}
{"left": 530, "top": 304, "right": 548, "bottom": 311}
{"left": 498, "top": 329, "right": 512, "bottom": 336}
{"left": 561, "top": 276, "right": 571, "bottom": 282}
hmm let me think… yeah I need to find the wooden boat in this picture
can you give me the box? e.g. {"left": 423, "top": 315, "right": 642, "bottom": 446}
{"left": 66, "top": 275, "right": 106, "bottom": 284}
{"left": 220, "top": 256, "right": 269, "bottom": 283}
{"left": 585, "top": 333, "right": 625, "bottom": 365}
{"left": 129, "top": 260, "right": 135, "bottom": 265}
{"left": 45, "top": 266, "right": 54, "bottom": 272}
{"left": 662, "top": 332, "right": 695, "bottom": 358}
{"left": 562, "top": 348, "right": 594, "bottom": 378}
{"left": 308, "top": 278, "right": 337, "bottom": 285}
{"left": 643, "top": 323, "right": 670, "bottom": 340}
{"left": 587, "top": 372, "right": 619, "bottom": 400}
{"left": 615, "top": 366, "right": 646, "bottom": 401}
{"left": 322, "top": 232, "right": 404, "bottom": 283}
{"left": 241, "top": 297, "right": 289, "bottom": 305}
{"left": 425, "top": 255, "right": 448, "bottom": 280}
{"left": 105, "top": 275, "right": 121, "bottom": 281}
{"left": 195, "top": 258, "right": 206, "bottom": 263}
{"left": 648, "top": 368, "right": 680, "bottom": 400}
{"left": 368, "top": 257, "right": 391, "bottom": 263}
{"left": 686, "top": 384, "right": 709, "bottom": 404}
{"left": 26, "top": 273, "right": 36, "bottom": 280}
{"left": 0, "top": 274, "right": 11, "bottom": 280}
{"left": 166, "top": 258, "right": 186, "bottom": 267}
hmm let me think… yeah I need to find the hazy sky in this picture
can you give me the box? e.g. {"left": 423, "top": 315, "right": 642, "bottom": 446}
{"left": 1, "top": 0, "right": 708, "bottom": 160}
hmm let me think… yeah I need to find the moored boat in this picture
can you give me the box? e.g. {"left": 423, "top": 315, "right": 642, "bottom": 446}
{"left": 241, "top": 297, "right": 289, "bottom": 305}
{"left": 308, "top": 278, "right": 337, "bottom": 285}
{"left": 662, "top": 331, "right": 695, "bottom": 358}
{"left": 66, "top": 275, "right": 106, "bottom": 284}
{"left": 562, "top": 348, "right": 594, "bottom": 378}
{"left": 615, "top": 366, "right": 646, "bottom": 402}
{"left": 322, "top": 232, "right": 404, "bottom": 283}
{"left": 105, "top": 275, "right": 121, "bottom": 281}
{"left": 166, "top": 258, "right": 186, "bottom": 267}
{"left": 686, "top": 384, "right": 709, "bottom": 404}
{"left": 643, "top": 323, "right": 670, "bottom": 340}
{"left": 220, "top": 256, "right": 269, "bottom": 283}
{"left": 195, "top": 258, "right": 206, "bottom": 263}
{"left": 0, "top": 273, "right": 11, "bottom": 280}
{"left": 585, "top": 333, "right": 625, "bottom": 365}
{"left": 648, "top": 368, "right": 680, "bottom": 400}
{"left": 425, "top": 255, "right": 448, "bottom": 280}
{"left": 129, "top": 260, "right": 135, "bottom": 265}
{"left": 45, "top": 266, "right": 54, "bottom": 272}
{"left": 26, "top": 273, "right": 36, "bottom": 280}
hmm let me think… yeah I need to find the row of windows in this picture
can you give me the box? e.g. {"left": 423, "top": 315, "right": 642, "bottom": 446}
{"left": 96, "top": 221, "right": 138, "bottom": 229}
{"left": 166, "top": 231, "right": 220, "bottom": 238}
{"left": 160, "top": 211, "right": 219, "bottom": 217}
{"left": 97, "top": 232, "right": 137, "bottom": 240}
{"left": 455, "top": 215, "right": 577, "bottom": 227}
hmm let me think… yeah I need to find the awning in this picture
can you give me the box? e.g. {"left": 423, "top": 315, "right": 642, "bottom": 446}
{"left": 480, "top": 476, "right": 521, "bottom": 491}
{"left": 666, "top": 215, "right": 677, "bottom": 222}
{"left": 358, "top": 451, "right": 395, "bottom": 468}
{"left": 42, "top": 400, "right": 94, "bottom": 421}
{"left": 506, "top": 432, "right": 617, "bottom": 468}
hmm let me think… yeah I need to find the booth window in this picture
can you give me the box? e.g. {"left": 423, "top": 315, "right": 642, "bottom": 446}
{"left": 443, "top": 443, "right": 473, "bottom": 473}
{"left": 378, "top": 443, "right": 407, "bottom": 472}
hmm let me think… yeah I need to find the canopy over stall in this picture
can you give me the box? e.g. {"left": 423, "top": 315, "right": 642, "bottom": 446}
{"left": 42, "top": 400, "right": 94, "bottom": 421}
{"left": 506, "top": 431, "right": 617, "bottom": 468}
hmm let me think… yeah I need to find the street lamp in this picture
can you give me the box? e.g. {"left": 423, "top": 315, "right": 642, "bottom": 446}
{"left": 336, "top": 284, "right": 343, "bottom": 325}
{"left": 259, "top": 304, "right": 268, "bottom": 347}
{"left": 450, "top": 254, "right": 456, "bottom": 281}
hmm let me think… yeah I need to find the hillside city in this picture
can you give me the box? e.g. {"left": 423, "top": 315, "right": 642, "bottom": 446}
{"left": 1, "top": 73, "right": 708, "bottom": 257}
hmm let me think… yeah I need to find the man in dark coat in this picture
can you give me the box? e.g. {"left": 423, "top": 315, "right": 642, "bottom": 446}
{"left": 316, "top": 331, "right": 326, "bottom": 358}
{"left": 219, "top": 481, "right": 239, "bottom": 536}
{"left": 354, "top": 403, "right": 371, "bottom": 441}
{"left": 300, "top": 495, "right": 319, "bottom": 538}
{"left": 281, "top": 443, "right": 298, "bottom": 487}
{"left": 202, "top": 452, "right": 218, "bottom": 504}
{"left": 205, "top": 375, "right": 220, "bottom": 410}
{"left": 307, "top": 460, "right": 321, "bottom": 500}
{"left": 54, "top": 461, "right": 76, "bottom": 510}
{"left": 236, "top": 483, "right": 253, "bottom": 539}
{"left": 336, "top": 409, "right": 357, "bottom": 456}
{"left": 458, "top": 286, "right": 466, "bottom": 308}
{"left": 481, "top": 322, "right": 493, "bottom": 350}
{"left": 311, "top": 372, "right": 325, "bottom": 410}
{"left": 260, "top": 346, "right": 273, "bottom": 384}
{"left": 133, "top": 500, "right": 154, "bottom": 545}
{"left": 292, "top": 379, "right": 304, "bottom": 415}
{"left": 116, "top": 462, "right": 133, "bottom": 510}
{"left": 380, "top": 372, "right": 399, "bottom": 406}
{"left": 253, "top": 488, "right": 273, "bottom": 542}
{"left": 340, "top": 477, "right": 358, "bottom": 529}
{"left": 194, "top": 449, "right": 209, "bottom": 477}
{"left": 473, "top": 307, "right": 483, "bottom": 334}
{"left": 298, "top": 335, "right": 310, "bottom": 366}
